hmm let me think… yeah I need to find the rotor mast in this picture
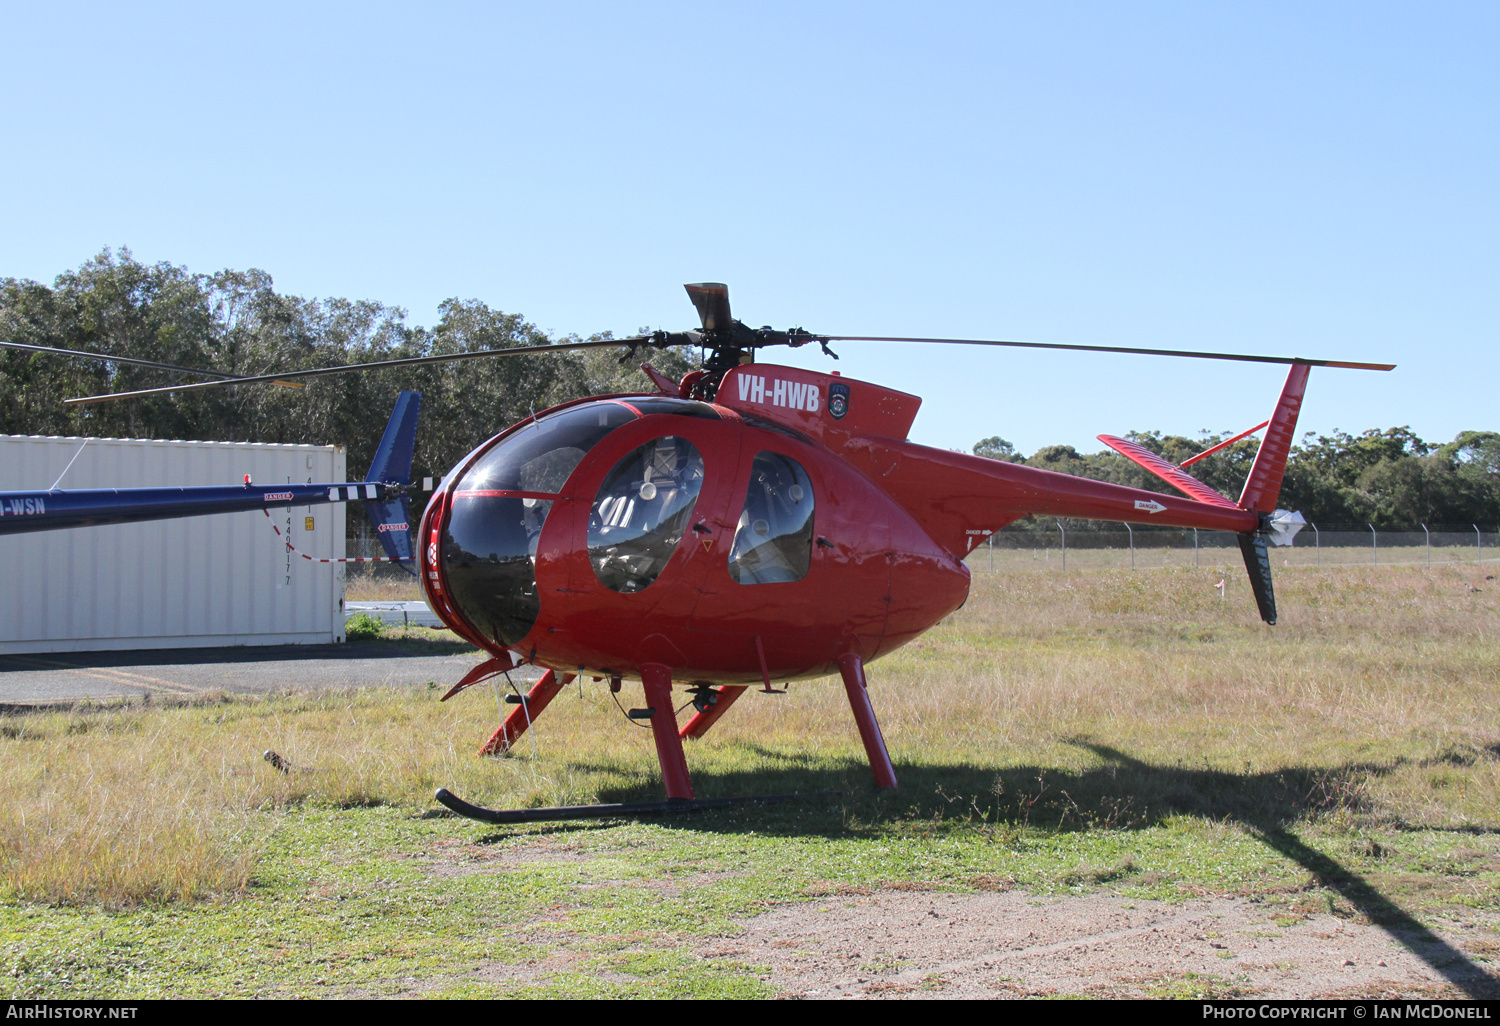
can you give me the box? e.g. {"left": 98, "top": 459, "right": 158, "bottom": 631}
{"left": 657, "top": 283, "right": 827, "bottom": 402}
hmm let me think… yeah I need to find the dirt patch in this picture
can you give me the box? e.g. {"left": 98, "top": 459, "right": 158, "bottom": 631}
{"left": 641, "top": 871, "right": 746, "bottom": 897}
{"left": 423, "top": 835, "right": 595, "bottom": 877}
{"left": 472, "top": 949, "right": 592, "bottom": 987}
{"left": 717, "top": 889, "right": 1500, "bottom": 999}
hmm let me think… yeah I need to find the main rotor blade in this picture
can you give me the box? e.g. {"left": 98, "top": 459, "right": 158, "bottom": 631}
{"left": 684, "top": 283, "right": 732, "bottom": 332}
{"left": 812, "top": 335, "right": 1396, "bottom": 371}
{"left": 63, "top": 336, "right": 652, "bottom": 405}
{"left": 0, "top": 340, "right": 244, "bottom": 379}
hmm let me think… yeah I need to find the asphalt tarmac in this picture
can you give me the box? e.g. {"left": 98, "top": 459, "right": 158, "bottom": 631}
{"left": 0, "top": 641, "right": 539, "bottom": 707}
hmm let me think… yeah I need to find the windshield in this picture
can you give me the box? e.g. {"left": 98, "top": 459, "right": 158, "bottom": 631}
{"left": 441, "top": 403, "right": 635, "bottom": 646}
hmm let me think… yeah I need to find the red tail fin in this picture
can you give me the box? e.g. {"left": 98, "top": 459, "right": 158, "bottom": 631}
{"left": 1238, "top": 363, "right": 1310, "bottom": 513}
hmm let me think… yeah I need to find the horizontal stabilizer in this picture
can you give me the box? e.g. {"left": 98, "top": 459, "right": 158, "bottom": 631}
{"left": 1097, "top": 435, "right": 1239, "bottom": 509}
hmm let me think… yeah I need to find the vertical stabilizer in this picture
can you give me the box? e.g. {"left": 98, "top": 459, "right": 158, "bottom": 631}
{"left": 362, "top": 391, "right": 421, "bottom": 568}
{"left": 1238, "top": 363, "right": 1310, "bottom": 513}
{"left": 1234, "top": 364, "right": 1314, "bottom": 625}
{"left": 365, "top": 391, "right": 421, "bottom": 487}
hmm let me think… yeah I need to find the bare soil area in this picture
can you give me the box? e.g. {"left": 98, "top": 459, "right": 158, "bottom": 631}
{"left": 710, "top": 889, "right": 1499, "bottom": 999}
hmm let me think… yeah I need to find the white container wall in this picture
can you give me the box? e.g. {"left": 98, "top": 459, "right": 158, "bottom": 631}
{"left": 0, "top": 435, "right": 347, "bottom": 654}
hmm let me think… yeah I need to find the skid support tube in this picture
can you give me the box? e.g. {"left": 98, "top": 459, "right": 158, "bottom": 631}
{"left": 680, "top": 685, "right": 749, "bottom": 740}
{"left": 480, "top": 670, "right": 575, "bottom": 755}
{"left": 642, "top": 663, "right": 695, "bottom": 800}
{"left": 837, "top": 653, "right": 898, "bottom": 789}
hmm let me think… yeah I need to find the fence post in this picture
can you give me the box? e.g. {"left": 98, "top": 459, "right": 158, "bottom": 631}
{"left": 1312, "top": 522, "right": 1320, "bottom": 565}
{"left": 1056, "top": 520, "right": 1066, "bottom": 571}
{"left": 1478, "top": 525, "right": 1484, "bottom": 564}
{"left": 1369, "top": 524, "right": 1377, "bottom": 565}
{"left": 1193, "top": 527, "right": 1199, "bottom": 567}
{"left": 1125, "top": 522, "right": 1134, "bottom": 568}
{"left": 1422, "top": 523, "right": 1430, "bottom": 565}
{"left": 988, "top": 531, "right": 994, "bottom": 571}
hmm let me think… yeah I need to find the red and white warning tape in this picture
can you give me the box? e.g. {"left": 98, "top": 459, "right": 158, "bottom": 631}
{"left": 263, "top": 509, "right": 404, "bottom": 563}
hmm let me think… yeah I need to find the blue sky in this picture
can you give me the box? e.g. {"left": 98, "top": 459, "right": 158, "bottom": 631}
{"left": 2, "top": 2, "right": 1494, "bottom": 456}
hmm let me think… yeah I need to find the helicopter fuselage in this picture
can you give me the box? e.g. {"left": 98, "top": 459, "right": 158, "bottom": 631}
{"left": 420, "top": 385, "right": 971, "bottom": 684}
{"left": 419, "top": 362, "right": 1264, "bottom": 687}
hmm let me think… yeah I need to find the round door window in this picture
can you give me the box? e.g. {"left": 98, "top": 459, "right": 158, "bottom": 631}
{"left": 588, "top": 436, "right": 705, "bottom": 594}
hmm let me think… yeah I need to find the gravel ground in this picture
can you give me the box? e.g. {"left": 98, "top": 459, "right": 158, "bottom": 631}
{"left": 714, "top": 888, "right": 1499, "bottom": 999}
{"left": 0, "top": 642, "right": 499, "bottom": 705}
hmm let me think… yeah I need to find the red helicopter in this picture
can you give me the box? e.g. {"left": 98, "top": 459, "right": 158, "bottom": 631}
{"left": 49, "top": 283, "right": 1393, "bottom": 820}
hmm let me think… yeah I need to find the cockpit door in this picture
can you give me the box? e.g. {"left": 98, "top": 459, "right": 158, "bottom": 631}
{"left": 533, "top": 414, "right": 743, "bottom": 647}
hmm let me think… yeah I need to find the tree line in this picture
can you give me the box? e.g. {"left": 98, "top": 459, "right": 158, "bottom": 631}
{"left": 3, "top": 250, "right": 1494, "bottom": 531}
{"left": 0, "top": 249, "right": 695, "bottom": 493}
{"left": 973, "top": 426, "right": 1499, "bottom": 531}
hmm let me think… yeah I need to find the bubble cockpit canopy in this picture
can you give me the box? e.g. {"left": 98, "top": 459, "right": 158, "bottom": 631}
{"left": 440, "top": 397, "right": 718, "bottom": 647}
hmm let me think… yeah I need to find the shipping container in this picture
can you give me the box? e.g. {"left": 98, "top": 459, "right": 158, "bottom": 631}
{"left": 0, "top": 434, "right": 347, "bottom": 654}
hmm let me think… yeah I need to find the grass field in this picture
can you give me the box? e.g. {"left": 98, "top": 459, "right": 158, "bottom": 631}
{"left": 968, "top": 545, "right": 1498, "bottom": 572}
{"left": 3, "top": 561, "right": 1497, "bottom": 998}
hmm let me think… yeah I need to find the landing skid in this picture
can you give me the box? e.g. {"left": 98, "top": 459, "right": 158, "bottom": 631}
{"left": 435, "top": 787, "right": 820, "bottom": 825}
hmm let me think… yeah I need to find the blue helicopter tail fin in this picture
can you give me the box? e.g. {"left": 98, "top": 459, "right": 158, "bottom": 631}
{"left": 366, "top": 391, "right": 421, "bottom": 486}
{"left": 361, "top": 391, "right": 421, "bottom": 569}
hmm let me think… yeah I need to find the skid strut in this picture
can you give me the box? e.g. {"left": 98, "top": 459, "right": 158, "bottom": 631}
{"left": 679, "top": 684, "right": 748, "bottom": 739}
{"left": 838, "top": 653, "right": 898, "bottom": 789}
{"left": 641, "top": 662, "right": 694, "bottom": 799}
{"left": 480, "top": 669, "right": 576, "bottom": 755}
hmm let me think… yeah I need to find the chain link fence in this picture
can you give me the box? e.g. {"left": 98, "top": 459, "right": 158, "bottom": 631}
{"left": 964, "top": 524, "right": 1500, "bottom": 572}
{"left": 354, "top": 516, "right": 1498, "bottom": 573}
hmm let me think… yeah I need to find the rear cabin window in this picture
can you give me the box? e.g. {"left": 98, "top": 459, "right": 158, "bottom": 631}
{"left": 728, "top": 451, "right": 815, "bottom": 585}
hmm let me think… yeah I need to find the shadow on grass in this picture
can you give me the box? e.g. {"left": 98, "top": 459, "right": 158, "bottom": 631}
{"left": 1070, "top": 740, "right": 1498, "bottom": 1000}
{"left": 539, "top": 738, "right": 1499, "bottom": 998}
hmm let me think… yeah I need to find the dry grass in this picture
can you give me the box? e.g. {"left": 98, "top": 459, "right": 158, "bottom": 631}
{"left": 344, "top": 565, "right": 424, "bottom": 602}
{"left": 1, "top": 704, "right": 262, "bottom": 906}
{"left": 0, "top": 690, "right": 509, "bottom": 906}
{"left": 968, "top": 542, "right": 1496, "bottom": 572}
{"left": 871, "top": 561, "right": 1500, "bottom": 827}
{"left": 2, "top": 561, "right": 1496, "bottom": 907}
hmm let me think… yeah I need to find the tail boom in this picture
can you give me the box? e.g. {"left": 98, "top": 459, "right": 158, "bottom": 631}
{"left": 0, "top": 391, "right": 423, "bottom": 551}
{"left": 0, "top": 481, "right": 391, "bottom": 536}
{"left": 838, "top": 438, "right": 1259, "bottom": 557}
